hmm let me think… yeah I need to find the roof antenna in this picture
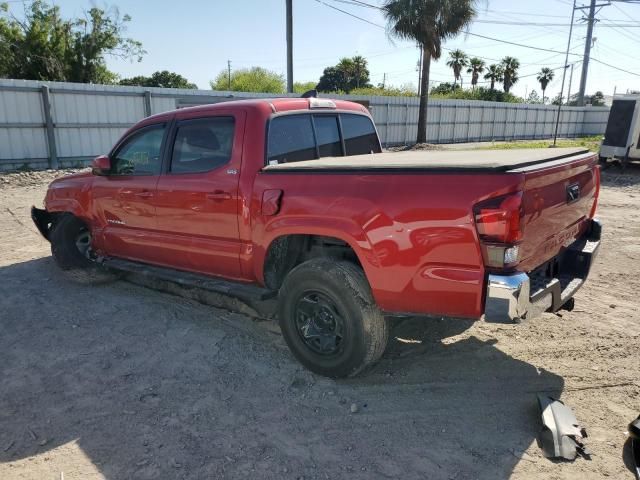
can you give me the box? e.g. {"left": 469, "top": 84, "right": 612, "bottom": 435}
{"left": 301, "top": 89, "right": 317, "bottom": 98}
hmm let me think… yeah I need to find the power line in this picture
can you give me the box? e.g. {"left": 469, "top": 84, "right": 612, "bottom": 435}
{"left": 316, "top": 0, "right": 640, "bottom": 79}
{"left": 328, "top": 0, "right": 381, "bottom": 9}
{"left": 463, "top": 30, "right": 640, "bottom": 77}
{"left": 611, "top": 2, "right": 638, "bottom": 21}
{"left": 483, "top": 8, "right": 568, "bottom": 18}
{"left": 313, "top": 0, "right": 385, "bottom": 29}
{"left": 463, "top": 31, "right": 575, "bottom": 55}
{"left": 589, "top": 57, "right": 640, "bottom": 76}
{"left": 473, "top": 19, "right": 640, "bottom": 27}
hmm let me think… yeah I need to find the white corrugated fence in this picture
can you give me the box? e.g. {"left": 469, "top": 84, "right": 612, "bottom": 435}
{"left": 0, "top": 79, "right": 610, "bottom": 171}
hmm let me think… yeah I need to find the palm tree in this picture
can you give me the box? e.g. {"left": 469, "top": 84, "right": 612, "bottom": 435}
{"left": 536, "top": 67, "right": 555, "bottom": 103}
{"left": 467, "top": 57, "right": 485, "bottom": 90}
{"left": 484, "top": 64, "right": 503, "bottom": 90}
{"left": 382, "top": 1, "right": 479, "bottom": 143}
{"left": 501, "top": 56, "right": 520, "bottom": 94}
{"left": 351, "top": 55, "right": 368, "bottom": 89}
{"left": 446, "top": 49, "right": 468, "bottom": 86}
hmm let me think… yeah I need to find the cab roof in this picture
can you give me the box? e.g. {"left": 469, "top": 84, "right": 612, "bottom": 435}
{"left": 145, "top": 97, "right": 369, "bottom": 123}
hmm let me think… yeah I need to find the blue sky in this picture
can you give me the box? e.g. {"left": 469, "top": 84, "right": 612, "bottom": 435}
{"left": 14, "top": 0, "right": 640, "bottom": 98}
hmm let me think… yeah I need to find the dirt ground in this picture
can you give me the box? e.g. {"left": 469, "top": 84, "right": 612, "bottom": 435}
{"left": 0, "top": 166, "right": 638, "bottom": 480}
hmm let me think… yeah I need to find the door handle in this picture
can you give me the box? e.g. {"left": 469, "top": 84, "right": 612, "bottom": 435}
{"left": 135, "top": 191, "right": 154, "bottom": 198}
{"left": 206, "top": 190, "right": 232, "bottom": 201}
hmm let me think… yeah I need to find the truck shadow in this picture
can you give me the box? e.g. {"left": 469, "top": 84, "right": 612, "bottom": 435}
{"left": 0, "top": 257, "right": 562, "bottom": 480}
{"left": 601, "top": 161, "right": 640, "bottom": 188}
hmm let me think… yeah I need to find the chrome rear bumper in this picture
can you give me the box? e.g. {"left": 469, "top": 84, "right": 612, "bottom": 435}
{"left": 484, "top": 219, "right": 602, "bottom": 323}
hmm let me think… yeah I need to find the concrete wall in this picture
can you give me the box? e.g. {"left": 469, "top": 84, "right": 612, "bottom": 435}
{"left": 0, "top": 79, "right": 611, "bottom": 171}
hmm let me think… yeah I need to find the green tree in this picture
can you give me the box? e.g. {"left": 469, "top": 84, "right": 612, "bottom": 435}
{"left": 467, "top": 57, "right": 485, "bottom": 90}
{"left": 316, "top": 56, "right": 372, "bottom": 93}
{"left": 446, "top": 49, "right": 468, "bottom": 86}
{"left": 431, "top": 85, "right": 523, "bottom": 103}
{"left": 293, "top": 81, "right": 317, "bottom": 94}
{"left": 552, "top": 91, "right": 605, "bottom": 106}
{"left": 210, "top": 66, "right": 285, "bottom": 93}
{"left": 382, "top": 0, "right": 479, "bottom": 143}
{"left": 501, "top": 56, "right": 520, "bottom": 94}
{"left": 0, "top": 0, "right": 144, "bottom": 83}
{"left": 551, "top": 93, "right": 564, "bottom": 106}
{"left": 350, "top": 85, "right": 417, "bottom": 96}
{"left": 430, "top": 82, "right": 460, "bottom": 95}
{"left": 590, "top": 91, "right": 605, "bottom": 107}
{"left": 484, "top": 64, "right": 503, "bottom": 91}
{"left": 536, "top": 67, "right": 554, "bottom": 103}
{"left": 120, "top": 70, "right": 197, "bottom": 89}
{"left": 316, "top": 66, "right": 342, "bottom": 93}
{"left": 526, "top": 89, "right": 542, "bottom": 104}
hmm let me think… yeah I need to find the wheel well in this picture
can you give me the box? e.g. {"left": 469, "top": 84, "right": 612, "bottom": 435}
{"left": 263, "top": 235, "right": 362, "bottom": 290}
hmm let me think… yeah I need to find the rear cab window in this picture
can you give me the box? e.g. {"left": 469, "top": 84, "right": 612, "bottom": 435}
{"left": 341, "top": 113, "right": 381, "bottom": 156}
{"left": 170, "top": 117, "right": 235, "bottom": 174}
{"left": 267, "top": 115, "right": 316, "bottom": 164}
{"left": 267, "top": 111, "right": 380, "bottom": 164}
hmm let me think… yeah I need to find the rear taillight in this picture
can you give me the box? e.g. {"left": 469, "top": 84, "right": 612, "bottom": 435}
{"left": 474, "top": 192, "right": 524, "bottom": 244}
{"left": 473, "top": 192, "right": 524, "bottom": 268}
{"left": 590, "top": 166, "right": 600, "bottom": 218}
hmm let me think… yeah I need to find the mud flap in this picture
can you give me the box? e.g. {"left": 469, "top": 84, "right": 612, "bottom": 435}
{"left": 537, "top": 394, "right": 590, "bottom": 461}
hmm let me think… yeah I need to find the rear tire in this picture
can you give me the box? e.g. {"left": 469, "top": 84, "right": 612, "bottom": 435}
{"left": 277, "top": 258, "right": 389, "bottom": 378}
{"left": 49, "top": 214, "right": 119, "bottom": 285}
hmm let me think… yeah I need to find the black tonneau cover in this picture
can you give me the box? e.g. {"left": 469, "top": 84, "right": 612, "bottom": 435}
{"left": 262, "top": 148, "right": 592, "bottom": 173}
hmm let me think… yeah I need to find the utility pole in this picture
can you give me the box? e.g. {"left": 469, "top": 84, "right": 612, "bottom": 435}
{"left": 417, "top": 48, "right": 423, "bottom": 97}
{"left": 227, "top": 60, "right": 231, "bottom": 90}
{"left": 577, "top": 0, "right": 597, "bottom": 106}
{"left": 286, "top": 0, "right": 293, "bottom": 94}
{"left": 553, "top": 0, "right": 576, "bottom": 146}
{"left": 382, "top": 73, "right": 386, "bottom": 89}
{"left": 567, "top": 63, "right": 575, "bottom": 103}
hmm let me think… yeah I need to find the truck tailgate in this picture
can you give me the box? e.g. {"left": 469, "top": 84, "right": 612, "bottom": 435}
{"left": 514, "top": 152, "right": 599, "bottom": 272}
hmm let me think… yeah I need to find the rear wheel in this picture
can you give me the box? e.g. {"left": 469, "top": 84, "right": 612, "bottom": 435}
{"left": 278, "top": 258, "right": 389, "bottom": 378}
{"left": 50, "top": 214, "right": 119, "bottom": 285}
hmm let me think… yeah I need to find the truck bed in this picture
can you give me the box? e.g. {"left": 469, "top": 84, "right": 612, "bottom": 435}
{"left": 263, "top": 147, "right": 592, "bottom": 172}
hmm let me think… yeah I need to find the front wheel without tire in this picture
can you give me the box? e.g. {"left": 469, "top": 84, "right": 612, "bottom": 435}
{"left": 277, "top": 258, "right": 389, "bottom": 378}
{"left": 49, "top": 214, "right": 119, "bottom": 285}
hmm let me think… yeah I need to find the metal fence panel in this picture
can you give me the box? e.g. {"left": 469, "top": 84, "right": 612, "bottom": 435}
{"left": 0, "top": 79, "right": 611, "bottom": 171}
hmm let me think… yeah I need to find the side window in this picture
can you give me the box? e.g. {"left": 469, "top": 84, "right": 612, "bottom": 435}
{"left": 341, "top": 114, "right": 381, "bottom": 156}
{"left": 171, "top": 117, "right": 235, "bottom": 174}
{"left": 112, "top": 125, "right": 165, "bottom": 175}
{"left": 313, "top": 115, "right": 342, "bottom": 157}
{"left": 267, "top": 115, "right": 316, "bottom": 164}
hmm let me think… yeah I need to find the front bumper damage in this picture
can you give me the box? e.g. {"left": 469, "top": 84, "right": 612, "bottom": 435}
{"left": 31, "top": 206, "right": 53, "bottom": 241}
{"left": 484, "top": 218, "right": 602, "bottom": 323}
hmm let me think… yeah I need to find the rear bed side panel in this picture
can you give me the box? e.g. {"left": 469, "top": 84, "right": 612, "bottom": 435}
{"left": 251, "top": 171, "right": 524, "bottom": 318}
{"left": 518, "top": 154, "right": 599, "bottom": 273}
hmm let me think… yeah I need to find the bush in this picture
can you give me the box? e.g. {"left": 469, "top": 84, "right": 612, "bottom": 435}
{"left": 348, "top": 86, "right": 417, "bottom": 97}
{"left": 431, "top": 86, "right": 523, "bottom": 103}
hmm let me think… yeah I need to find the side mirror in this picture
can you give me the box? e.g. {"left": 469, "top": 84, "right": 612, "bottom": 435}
{"left": 91, "top": 155, "right": 111, "bottom": 176}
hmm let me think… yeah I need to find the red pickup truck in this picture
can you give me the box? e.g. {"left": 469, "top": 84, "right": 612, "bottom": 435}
{"left": 32, "top": 97, "right": 602, "bottom": 378}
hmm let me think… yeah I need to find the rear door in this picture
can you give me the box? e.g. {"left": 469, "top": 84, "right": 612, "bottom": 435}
{"left": 152, "top": 110, "right": 246, "bottom": 279}
{"left": 92, "top": 123, "right": 167, "bottom": 262}
{"left": 518, "top": 153, "right": 599, "bottom": 272}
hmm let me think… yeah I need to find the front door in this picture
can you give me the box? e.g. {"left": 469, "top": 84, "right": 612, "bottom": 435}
{"left": 91, "top": 123, "right": 167, "bottom": 263}
{"left": 152, "top": 111, "right": 246, "bottom": 279}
